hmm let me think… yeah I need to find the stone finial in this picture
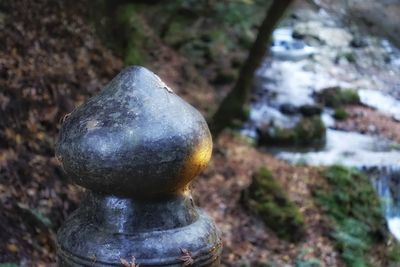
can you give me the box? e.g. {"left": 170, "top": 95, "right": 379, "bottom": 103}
{"left": 56, "top": 66, "right": 221, "bottom": 266}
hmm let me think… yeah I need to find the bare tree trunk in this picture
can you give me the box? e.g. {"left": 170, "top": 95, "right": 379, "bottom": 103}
{"left": 210, "top": 0, "right": 294, "bottom": 136}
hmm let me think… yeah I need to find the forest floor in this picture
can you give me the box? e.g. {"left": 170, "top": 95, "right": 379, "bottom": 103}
{"left": 1, "top": 0, "right": 399, "bottom": 266}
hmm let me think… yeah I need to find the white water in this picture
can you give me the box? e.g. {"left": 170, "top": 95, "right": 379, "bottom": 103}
{"left": 247, "top": 24, "right": 400, "bottom": 240}
{"left": 388, "top": 218, "right": 400, "bottom": 240}
{"left": 278, "top": 130, "right": 400, "bottom": 168}
{"left": 372, "top": 167, "right": 400, "bottom": 240}
{"left": 359, "top": 89, "right": 400, "bottom": 121}
{"left": 278, "top": 131, "right": 400, "bottom": 240}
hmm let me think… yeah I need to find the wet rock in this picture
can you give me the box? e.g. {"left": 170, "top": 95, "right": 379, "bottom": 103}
{"left": 294, "top": 116, "right": 326, "bottom": 146}
{"left": 316, "top": 87, "right": 360, "bottom": 108}
{"left": 278, "top": 129, "right": 400, "bottom": 167}
{"left": 369, "top": 166, "right": 400, "bottom": 223}
{"left": 280, "top": 103, "right": 298, "bottom": 115}
{"left": 257, "top": 124, "right": 297, "bottom": 146}
{"left": 251, "top": 105, "right": 298, "bottom": 130}
{"left": 271, "top": 28, "right": 316, "bottom": 61}
{"left": 351, "top": 36, "right": 368, "bottom": 48}
{"left": 299, "top": 104, "right": 322, "bottom": 117}
{"left": 257, "top": 116, "right": 326, "bottom": 146}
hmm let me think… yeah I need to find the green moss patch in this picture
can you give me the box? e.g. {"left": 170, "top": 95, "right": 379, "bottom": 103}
{"left": 317, "top": 87, "right": 360, "bottom": 108}
{"left": 313, "top": 165, "right": 395, "bottom": 267}
{"left": 259, "top": 116, "right": 326, "bottom": 146}
{"left": 333, "top": 107, "right": 348, "bottom": 120}
{"left": 243, "top": 167, "right": 305, "bottom": 242}
{"left": 294, "top": 116, "right": 326, "bottom": 145}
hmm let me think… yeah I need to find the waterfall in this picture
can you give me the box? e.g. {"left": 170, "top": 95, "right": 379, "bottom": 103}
{"left": 369, "top": 166, "right": 400, "bottom": 240}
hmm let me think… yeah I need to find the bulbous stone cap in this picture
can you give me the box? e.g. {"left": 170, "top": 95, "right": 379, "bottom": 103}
{"left": 56, "top": 66, "right": 212, "bottom": 197}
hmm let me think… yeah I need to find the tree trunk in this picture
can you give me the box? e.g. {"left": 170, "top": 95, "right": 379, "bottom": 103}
{"left": 210, "top": 0, "right": 294, "bottom": 136}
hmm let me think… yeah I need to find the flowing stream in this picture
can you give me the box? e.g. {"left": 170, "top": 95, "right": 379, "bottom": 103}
{"left": 244, "top": 10, "right": 400, "bottom": 239}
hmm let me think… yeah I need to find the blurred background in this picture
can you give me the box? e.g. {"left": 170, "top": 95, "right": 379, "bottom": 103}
{"left": 1, "top": 0, "right": 400, "bottom": 266}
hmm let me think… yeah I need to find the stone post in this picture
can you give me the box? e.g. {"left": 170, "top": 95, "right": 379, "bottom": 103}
{"left": 55, "top": 66, "right": 222, "bottom": 266}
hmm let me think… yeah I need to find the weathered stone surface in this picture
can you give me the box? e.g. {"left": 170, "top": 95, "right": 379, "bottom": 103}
{"left": 56, "top": 66, "right": 212, "bottom": 198}
{"left": 56, "top": 66, "right": 221, "bottom": 266}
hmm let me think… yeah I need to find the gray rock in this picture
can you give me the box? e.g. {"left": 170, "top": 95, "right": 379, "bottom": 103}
{"left": 280, "top": 103, "right": 298, "bottom": 115}
{"left": 299, "top": 104, "right": 323, "bottom": 117}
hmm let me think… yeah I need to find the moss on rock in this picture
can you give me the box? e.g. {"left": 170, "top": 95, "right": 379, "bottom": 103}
{"left": 299, "top": 104, "right": 323, "bottom": 117}
{"left": 258, "top": 116, "right": 326, "bottom": 146}
{"left": 317, "top": 87, "right": 360, "bottom": 108}
{"left": 313, "top": 165, "right": 394, "bottom": 267}
{"left": 243, "top": 167, "right": 305, "bottom": 242}
{"left": 334, "top": 107, "right": 348, "bottom": 120}
{"left": 261, "top": 126, "right": 297, "bottom": 145}
{"left": 294, "top": 116, "right": 326, "bottom": 145}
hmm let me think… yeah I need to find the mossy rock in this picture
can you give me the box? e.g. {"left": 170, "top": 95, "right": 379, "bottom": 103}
{"left": 258, "top": 116, "right": 326, "bottom": 146}
{"left": 243, "top": 167, "right": 305, "bottom": 242}
{"left": 334, "top": 107, "right": 348, "bottom": 120}
{"left": 261, "top": 126, "right": 297, "bottom": 145}
{"left": 299, "top": 104, "right": 323, "bottom": 117}
{"left": 316, "top": 87, "right": 360, "bottom": 108}
{"left": 313, "top": 165, "right": 389, "bottom": 266}
{"left": 294, "top": 116, "right": 326, "bottom": 145}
